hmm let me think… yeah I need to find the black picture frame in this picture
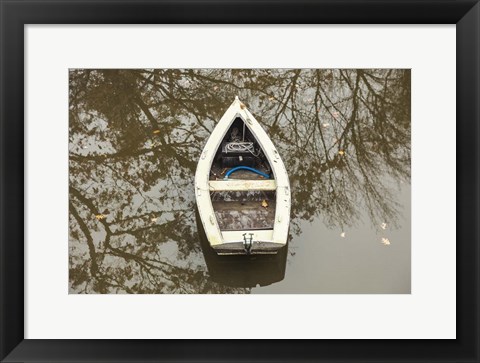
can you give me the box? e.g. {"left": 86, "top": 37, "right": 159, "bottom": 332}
{"left": 1, "top": 1, "right": 478, "bottom": 362}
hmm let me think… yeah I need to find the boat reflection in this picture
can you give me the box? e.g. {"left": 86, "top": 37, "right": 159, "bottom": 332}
{"left": 196, "top": 208, "right": 287, "bottom": 288}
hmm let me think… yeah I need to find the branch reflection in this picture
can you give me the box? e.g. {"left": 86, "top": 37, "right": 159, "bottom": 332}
{"left": 69, "top": 69, "right": 410, "bottom": 293}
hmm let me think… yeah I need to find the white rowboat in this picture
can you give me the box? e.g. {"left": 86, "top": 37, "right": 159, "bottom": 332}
{"left": 195, "top": 97, "right": 291, "bottom": 255}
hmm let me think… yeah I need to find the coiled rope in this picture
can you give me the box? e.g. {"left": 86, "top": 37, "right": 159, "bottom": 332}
{"left": 225, "top": 141, "right": 260, "bottom": 156}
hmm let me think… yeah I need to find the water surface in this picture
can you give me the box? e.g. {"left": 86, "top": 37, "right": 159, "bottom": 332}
{"left": 69, "top": 69, "right": 411, "bottom": 293}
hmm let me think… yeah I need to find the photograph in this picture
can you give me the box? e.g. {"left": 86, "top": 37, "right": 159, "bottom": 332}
{"left": 69, "top": 68, "right": 411, "bottom": 294}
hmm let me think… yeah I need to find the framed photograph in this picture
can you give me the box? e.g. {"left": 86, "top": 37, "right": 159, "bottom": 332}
{"left": 1, "top": 0, "right": 478, "bottom": 362}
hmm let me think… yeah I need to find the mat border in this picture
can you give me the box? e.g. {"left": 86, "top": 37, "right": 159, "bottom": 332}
{"left": 1, "top": 1, "right": 479, "bottom": 362}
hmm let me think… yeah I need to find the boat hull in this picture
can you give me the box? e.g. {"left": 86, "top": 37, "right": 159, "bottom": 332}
{"left": 195, "top": 97, "right": 291, "bottom": 255}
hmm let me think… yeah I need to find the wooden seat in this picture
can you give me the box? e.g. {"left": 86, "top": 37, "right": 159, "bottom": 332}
{"left": 209, "top": 179, "right": 276, "bottom": 192}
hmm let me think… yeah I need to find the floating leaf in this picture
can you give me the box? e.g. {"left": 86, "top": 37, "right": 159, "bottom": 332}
{"left": 340, "top": 232, "right": 345, "bottom": 238}
{"left": 338, "top": 150, "right": 345, "bottom": 156}
{"left": 381, "top": 237, "right": 391, "bottom": 246}
{"left": 268, "top": 96, "right": 274, "bottom": 101}
{"left": 151, "top": 217, "right": 158, "bottom": 222}
{"left": 381, "top": 222, "right": 387, "bottom": 230}
{"left": 261, "top": 199, "right": 269, "bottom": 208}
{"left": 153, "top": 130, "right": 161, "bottom": 134}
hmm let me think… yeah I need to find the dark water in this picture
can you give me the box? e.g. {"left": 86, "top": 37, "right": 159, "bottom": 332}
{"left": 69, "top": 69, "right": 411, "bottom": 294}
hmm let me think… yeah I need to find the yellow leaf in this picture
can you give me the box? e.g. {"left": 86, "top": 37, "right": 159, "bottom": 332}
{"left": 268, "top": 96, "right": 274, "bottom": 101}
{"left": 240, "top": 103, "right": 246, "bottom": 109}
{"left": 338, "top": 150, "right": 345, "bottom": 156}
{"left": 95, "top": 214, "right": 106, "bottom": 220}
{"left": 153, "top": 130, "right": 161, "bottom": 134}
{"left": 151, "top": 217, "right": 158, "bottom": 222}
{"left": 261, "top": 199, "right": 269, "bottom": 208}
{"left": 381, "top": 237, "right": 391, "bottom": 246}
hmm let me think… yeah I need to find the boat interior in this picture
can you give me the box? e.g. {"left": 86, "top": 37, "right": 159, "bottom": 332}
{"left": 209, "top": 117, "right": 276, "bottom": 232}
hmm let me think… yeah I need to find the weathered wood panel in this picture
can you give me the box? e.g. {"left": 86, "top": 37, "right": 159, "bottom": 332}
{"left": 212, "top": 200, "right": 276, "bottom": 230}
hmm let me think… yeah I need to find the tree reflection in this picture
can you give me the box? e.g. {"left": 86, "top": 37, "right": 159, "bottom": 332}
{"left": 69, "top": 68, "right": 410, "bottom": 293}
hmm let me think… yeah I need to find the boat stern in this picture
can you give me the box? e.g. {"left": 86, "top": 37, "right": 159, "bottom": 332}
{"left": 211, "top": 230, "right": 286, "bottom": 255}
{"left": 212, "top": 241, "right": 286, "bottom": 255}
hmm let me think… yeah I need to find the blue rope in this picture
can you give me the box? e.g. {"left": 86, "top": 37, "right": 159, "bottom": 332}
{"left": 224, "top": 166, "right": 270, "bottom": 179}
